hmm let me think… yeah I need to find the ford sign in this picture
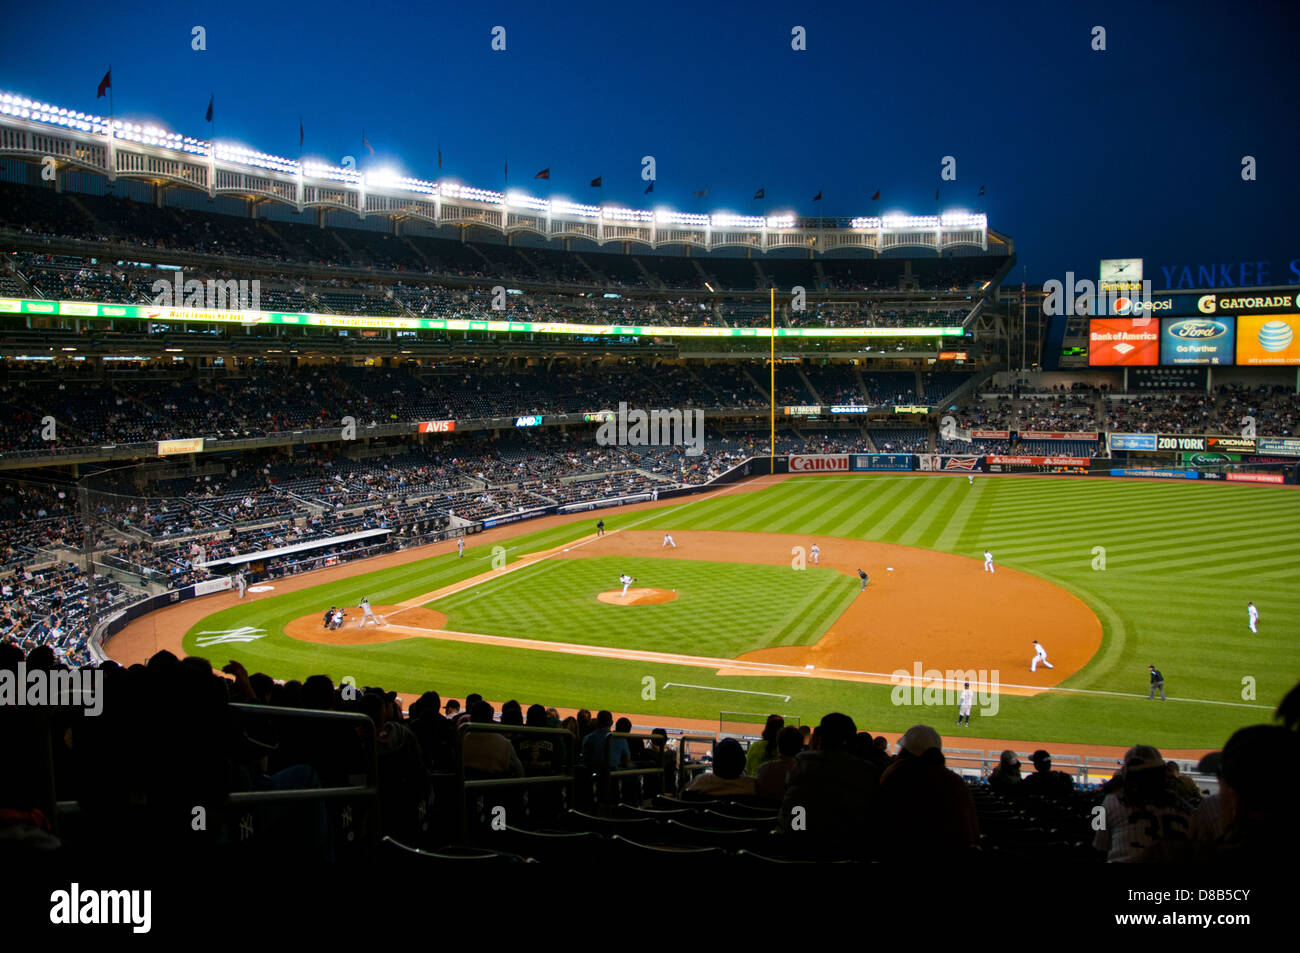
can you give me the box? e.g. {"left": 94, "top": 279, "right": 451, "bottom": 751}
{"left": 1168, "top": 319, "right": 1228, "bottom": 340}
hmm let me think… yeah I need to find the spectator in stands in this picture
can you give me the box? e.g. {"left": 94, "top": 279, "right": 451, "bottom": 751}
{"left": 1213, "top": 725, "right": 1300, "bottom": 862}
{"left": 876, "top": 725, "right": 979, "bottom": 855}
{"left": 461, "top": 701, "right": 524, "bottom": 777}
{"left": 1018, "top": 749, "right": 1074, "bottom": 799}
{"left": 581, "top": 710, "right": 630, "bottom": 772}
{"left": 409, "top": 691, "right": 453, "bottom": 772}
{"left": 755, "top": 726, "right": 805, "bottom": 802}
{"left": 685, "top": 737, "right": 755, "bottom": 797}
{"left": 645, "top": 728, "right": 676, "bottom": 795}
{"left": 516, "top": 704, "right": 560, "bottom": 776}
{"left": 779, "top": 712, "right": 879, "bottom": 855}
{"left": 443, "top": 698, "right": 460, "bottom": 719}
{"left": 988, "top": 750, "right": 1022, "bottom": 791}
{"left": 500, "top": 699, "right": 523, "bottom": 726}
{"left": 1093, "top": 745, "right": 1194, "bottom": 862}
{"left": 1165, "top": 761, "right": 1200, "bottom": 803}
{"left": 744, "top": 714, "right": 784, "bottom": 777}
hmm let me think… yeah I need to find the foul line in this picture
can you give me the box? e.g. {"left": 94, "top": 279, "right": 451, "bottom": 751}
{"left": 663, "top": 683, "right": 791, "bottom": 702}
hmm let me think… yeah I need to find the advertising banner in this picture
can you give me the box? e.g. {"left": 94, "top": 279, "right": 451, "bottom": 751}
{"left": 783, "top": 405, "right": 822, "bottom": 416}
{"left": 1108, "top": 433, "right": 1159, "bottom": 451}
{"left": 850, "top": 454, "right": 914, "bottom": 471}
{"left": 829, "top": 405, "right": 873, "bottom": 414}
{"left": 985, "top": 455, "right": 1090, "bottom": 473}
{"left": 1206, "top": 436, "right": 1257, "bottom": 452}
{"left": 1089, "top": 318, "right": 1161, "bottom": 366}
{"left": 1196, "top": 292, "right": 1300, "bottom": 316}
{"left": 1227, "top": 472, "right": 1285, "bottom": 484}
{"left": 417, "top": 420, "right": 456, "bottom": 433}
{"left": 1236, "top": 315, "right": 1300, "bottom": 365}
{"left": 789, "top": 454, "right": 850, "bottom": 472}
{"left": 971, "top": 430, "right": 1010, "bottom": 440}
{"left": 1020, "top": 431, "right": 1100, "bottom": 441}
{"left": 1181, "top": 451, "right": 1241, "bottom": 465}
{"left": 1109, "top": 468, "right": 1199, "bottom": 480}
{"left": 482, "top": 506, "right": 556, "bottom": 528}
{"left": 1156, "top": 435, "right": 1206, "bottom": 452}
{"left": 917, "top": 454, "right": 981, "bottom": 472}
{"left": 1160, "top": 316, "right": 1236, "bottom": 366}
{"left": 158, "top": 437, "right": 204, "bottom": 456}
{"left": 1257, "top": 437, "right": 1300, "bottom": 457}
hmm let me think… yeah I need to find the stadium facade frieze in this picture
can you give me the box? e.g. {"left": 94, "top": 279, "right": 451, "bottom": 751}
{"left": 0, "top": 95, "right": 992, "bottom": 256}
{"left": 0, "top": 297, "right": 962, "bottom": 339}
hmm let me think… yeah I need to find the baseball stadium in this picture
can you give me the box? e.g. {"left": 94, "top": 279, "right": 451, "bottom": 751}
{"left": 2, "top": 11, "right": 1298, "bottom": 898}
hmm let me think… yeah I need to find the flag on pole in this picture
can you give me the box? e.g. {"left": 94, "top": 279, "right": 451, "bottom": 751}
{"left": 753, "top": 188, "right": 765, "bottom": 200}
{"left": 590, "top": 176, "right": 602, "bottom": 187}
{"left": 97, "top": 67, "right": 112, "bottom": 99}
{"left": 812, "top": 190, "right": 822, "bottom": 201}
{"left": 362, "top": 130, "right": 374, "bottom": 155}
{"left": 978, "top": 185, "right": 985, "bottom": 196}
{"left": 534, "top": 168, "right": 550, "bottom": 179}
{"left": 205, "top": 94, "right": 213, "bottom": 123}
{"left": 871, "top": 190, "right": 880, "bottom": 201}
{"left": 437, "top": 146, "right": 442, "bottom": 170}
{"left": 693, "top": 188, "right": 708, "bottom": 199}
{"left": 644, "top": 181, "right": 653, "bottom": 195}
{"left": 935, "top": 187, "right": 940, "bottom": 201}
{"left": 299, "top": 117, "right": 304, "bottom": 149}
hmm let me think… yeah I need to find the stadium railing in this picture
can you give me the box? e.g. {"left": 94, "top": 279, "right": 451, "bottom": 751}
{"left": 454, "top": 721, "right": 577, "bottom": 842}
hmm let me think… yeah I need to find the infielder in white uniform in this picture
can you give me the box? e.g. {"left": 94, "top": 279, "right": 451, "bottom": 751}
{"left": 1031, "top": 639, "right": 1054, "bottom": 672}
{"left": 983, "top": 550, "right": 994, "bottom": 574}
{"left": 957, "top": 681, "right": 973, "bottom": 727}
{"left": 968, "top": 474, "right": 974, "bottom": 486}
{"left": 457, "top": 537, "right": 465, "bottom": 558}
{"left": 662, "top": 533, "right": 676, "bottom": 548}
{"left": 810, "top": 543, "right": 820, "bottom": 565}
{"left": 358, "top": 597, "right": 381, "bottom": 627}
{"left": 619, "top": 573, "right": 635, "bottom": 598}
{"left": 1247, "top": 602, "right": 1258, "bottom": 633}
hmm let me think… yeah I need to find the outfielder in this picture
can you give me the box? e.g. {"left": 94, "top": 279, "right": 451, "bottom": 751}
{"left": 358, "top": 597, "right": 382, "bottom": 628}
{"left": 619, "top": 573, "right": 635, "bottom": 598}
{"left": 1247, "top": 602, "right": 1258, "bottom": 633}
{"left": 810, "top": 543, "right": 820, "bottom": 565}
{"left": 983, "top": 550, "right": 994, "bottom": 574}
{"left": 1031, "top": 639, "right": 1054, "bottom": 672}
{"left": 457, "top": 537, "right": 465, "bottom": 558}
{"left": 662, "top": 533, "right": 676, "bottom": 548}
{"left": 968, "top": 474, "right": 974, "bottom": 486}
{"left": 957, "top": 681, "right": 973, "bottom": 727}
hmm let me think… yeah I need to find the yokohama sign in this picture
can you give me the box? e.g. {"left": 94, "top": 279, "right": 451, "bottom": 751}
{"left": 789, "top": 454, "right": 850, "bottom": 472}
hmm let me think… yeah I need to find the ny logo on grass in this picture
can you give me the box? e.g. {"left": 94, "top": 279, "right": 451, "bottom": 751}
{"left": 595, "top": 401, "right": 704, "bottom": 456}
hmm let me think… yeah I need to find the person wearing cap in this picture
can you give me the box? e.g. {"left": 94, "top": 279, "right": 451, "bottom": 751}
{"left": 1147, "top": 665, "right": 1165, "bottom": 701}
{"left": 1020, "top": 750, "right": 1074, "bottom": 798}
{"left": 1213, "top": 724, "right": 1300, "bottom": 862}
{"left": 876, "top": 725, "right": 979, "bottom": 854}
{"left": 1093, "top": 744, "right": 1195, "bottom": 862}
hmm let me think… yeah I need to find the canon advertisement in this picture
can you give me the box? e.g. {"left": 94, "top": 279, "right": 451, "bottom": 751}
{"left": 789, "top": 454, "right": 850, "bottom": 472}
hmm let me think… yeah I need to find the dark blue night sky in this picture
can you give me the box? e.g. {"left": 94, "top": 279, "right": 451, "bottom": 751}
{"left": 3, "top": 0, "right": 1298, "bottom": 285}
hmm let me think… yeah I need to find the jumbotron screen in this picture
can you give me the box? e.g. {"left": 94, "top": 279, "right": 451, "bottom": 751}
{"left": 1088, "top": 318, "right": 1160, "bottom": 366}
{"left": 1159, "top": 316, "right": 1235, "bottom": 366}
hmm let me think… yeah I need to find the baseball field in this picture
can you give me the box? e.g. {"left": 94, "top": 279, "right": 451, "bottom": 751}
{"left": 109, "top": 472, "right": 1300, "bottom": 751}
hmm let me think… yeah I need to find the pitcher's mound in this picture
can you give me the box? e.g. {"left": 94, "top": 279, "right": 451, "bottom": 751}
{"left": 598, "top": 588, "right": 678, "bottom": 606}
{"left": 284, "top": 605, "right": 447, "bottom": 644}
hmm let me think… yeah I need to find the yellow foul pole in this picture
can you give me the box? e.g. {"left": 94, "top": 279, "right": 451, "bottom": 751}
{"left": 769, "top": 287, "right": 775, "bottom": 473}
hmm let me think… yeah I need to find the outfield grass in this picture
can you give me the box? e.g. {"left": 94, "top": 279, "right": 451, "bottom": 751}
{"left": 183, "top": 475, "right": 1300, "bottom": 749}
